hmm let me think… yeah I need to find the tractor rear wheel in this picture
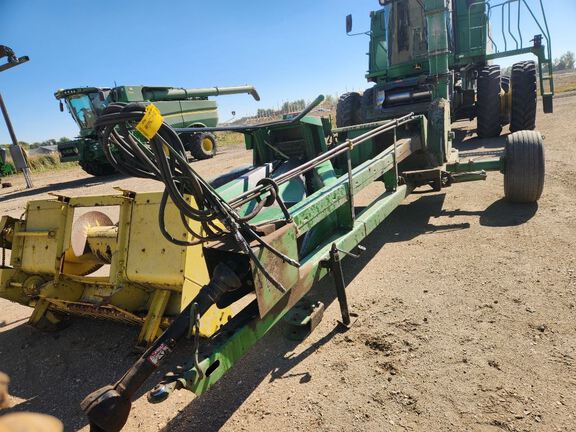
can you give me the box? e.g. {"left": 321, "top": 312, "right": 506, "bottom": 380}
{"left": 510, "top": 61, "right": 537, "bottom": 132}
{"left": 504, "top": 130, "right": 545, "bottom": 203}
{"left": 79, "top": 161, "right": 117, "bottom": 177}
{"left": 189, "top": 132, "right": 217, "bottom": 160}
{"left": 360, "top": 87, "right": 376, "bottom": 124}
{"left": 476, "top": 65, "right": 502, "bottom": 138}
{"left": 336, "top": 92, "right": 361, "bottom": 127}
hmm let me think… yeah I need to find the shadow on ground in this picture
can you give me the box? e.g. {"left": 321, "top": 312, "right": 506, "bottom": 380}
{"left": 439, "top": 198, "right": 538, "bottom": 227}
{"left": 0, "top": 192, "right": 536, "bottom": 430}
{"left": 452, "top": 123, "right": 508, "bottom": 150}
{"left": 0, "top": 174, "right": 125, "bottom": 201}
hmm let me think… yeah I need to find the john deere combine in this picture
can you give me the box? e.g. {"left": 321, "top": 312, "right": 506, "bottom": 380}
{"left": 339, "top": 0, "right": 553, "bottom": 136}
{"left": 55, "top": 85, "right": 260, "bottom": 176}
{"left": 0, "top": 0, "right": 554, "bottom": 430}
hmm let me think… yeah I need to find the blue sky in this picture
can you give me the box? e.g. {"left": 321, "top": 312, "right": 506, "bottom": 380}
{"left": 0, "top": 0, "right": 574, "bottom": 144}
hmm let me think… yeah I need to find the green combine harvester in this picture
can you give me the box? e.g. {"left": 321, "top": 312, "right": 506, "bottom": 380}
{"left": 339, "top": 0, "right": 553, "bottom": 136}
{"left": 55, "top": 85, "right": 260, "bottom": 176}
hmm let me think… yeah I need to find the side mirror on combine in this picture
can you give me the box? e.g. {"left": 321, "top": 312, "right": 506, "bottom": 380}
{"left": 346, "top": 14, "right": 353, "bottom": 34}
{"left": 59, "top": 100, "right": 64, "bottom": 112}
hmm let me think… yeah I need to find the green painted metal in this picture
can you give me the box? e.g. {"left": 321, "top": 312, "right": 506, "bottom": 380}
{"left": 180, "top": 186, "right": 410, "bottom": 396}
{"left": 141, "top": 114, "right": 434, "bottom": 401}
{"left": 360, "top": 0, "right": 554, "bottom": 130}
{"left": 446, "top": 157, "right": 503, "bottom": 173}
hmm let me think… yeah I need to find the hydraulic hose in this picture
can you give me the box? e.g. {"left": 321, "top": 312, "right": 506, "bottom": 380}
{"left": 94, "top": 102, "right": 299, "bottom": 285}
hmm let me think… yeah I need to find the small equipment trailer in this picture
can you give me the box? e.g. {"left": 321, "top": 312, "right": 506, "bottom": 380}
{"left": 0, "top": 0, "right": 553, "bottom": 430}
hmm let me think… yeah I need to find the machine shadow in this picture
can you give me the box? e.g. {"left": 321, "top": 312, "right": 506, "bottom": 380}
{"left": 0, "top": 317, "right": 180, "bottom": 430}
{"left": 0, "top": 174, "right": 125, "bottom": 202}
{"left": 439, "top": 198, "right": 538, "bottom": 227}
{"left": 160, "top": 192, "right": 470, "bottom": 431}
{"left": 452, "top": 123, "right": 508, "bottom": 150}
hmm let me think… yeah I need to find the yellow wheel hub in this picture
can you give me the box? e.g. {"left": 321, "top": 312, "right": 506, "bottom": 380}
{"left": 201, "top": 137, "right": 214, "bottom": 153}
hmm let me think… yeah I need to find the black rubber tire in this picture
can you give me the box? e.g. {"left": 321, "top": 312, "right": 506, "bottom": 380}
{"left": 504, "top": 130, "right": 545, "bottom": 203}
{"left": 336, "top": 92, "right": 361, "bottom": 127}
{"left": 510, "top": 61, "right": 537, "bottom": 132}
{"left": 360, "top": 87, "right": 376, "bottom": 124}
{"left": 79, "top": 161, "right": 117, "bottom": 177}
{"left": 501, "top": 75, "right": 510, "bottom": 93}
{"left": 476, "top": 65, "right": 502, "bottom": 138}
{"left": 189, "top": 132, "right": 217, "bottom": 160}
{"left": 500, "top": 75, "right": 511, "bottom": 126}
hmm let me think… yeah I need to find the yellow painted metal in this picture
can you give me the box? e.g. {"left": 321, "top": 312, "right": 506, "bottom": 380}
{"left": 0, "top": 190, "right": 231, "bottom": 345}
{"left": 124, "top": 192, "right": 230, "bottom": 337}
{"left": 18, "top": 200, "right": 68, "bottom": 275}
{"left": 201, "top": 137, "right": 214, "bottom": 153}
{"left": 137, "top": 289, "right": 171, "bottom": 346}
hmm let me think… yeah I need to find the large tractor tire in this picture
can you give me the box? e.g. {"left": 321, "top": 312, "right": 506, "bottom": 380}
{"left": 360, "top": 87, "right": 376, "bottom": 124}
{"left": 500, "top": 75, "right": 511, "bottom": 126}
{"left": 504, "top": 130, "right": 545, "bottom": 203}
{"left": 189, "top": 132, "right": 217, "bottom": 160}
{"left": 476, "top": 65, "right": 502, "bottom": 138}
{"left": 336, "top": 92, "right": 361, "bottom": 127}
{"left": 510, "top": 60, "right": 537, "bottom": 132}
{"left": 79, "top": 161, "right": 117, "bottom": 177}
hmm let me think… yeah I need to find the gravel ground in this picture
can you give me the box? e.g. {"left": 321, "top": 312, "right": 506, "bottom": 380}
{"left": 0, "top": 95, "right": 575, "bottom": 431}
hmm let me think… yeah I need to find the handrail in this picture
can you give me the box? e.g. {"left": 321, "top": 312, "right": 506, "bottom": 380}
{"left": 467, "top": 0, "right": 551, "bottom": 61}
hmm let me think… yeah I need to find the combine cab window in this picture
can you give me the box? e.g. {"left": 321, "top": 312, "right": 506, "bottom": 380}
{"left": 387, "top": 0, "right": 428, "bottom": 66}
{"left": 66, "top": 92, "right": 108, "bottom": 129}
{"left": 89, "top": 92, "right": 109, "bottom": 113}
{"left": 68, "top": 95, "right": 96, "bottom": 128}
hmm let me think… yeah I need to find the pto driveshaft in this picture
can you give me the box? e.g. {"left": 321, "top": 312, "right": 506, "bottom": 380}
{"left": 81, "top": 263, "right": 242, "bottom": 432}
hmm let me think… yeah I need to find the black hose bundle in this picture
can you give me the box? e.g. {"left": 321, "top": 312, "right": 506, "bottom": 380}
{"left": 94, "top": 102, "right": 298, "bottom": 291}
{"left": 95, "top": 102, "right": 231, "bottom": 245}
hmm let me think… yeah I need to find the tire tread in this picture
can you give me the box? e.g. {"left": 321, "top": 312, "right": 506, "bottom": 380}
{"left": 504, "top": 130, "right": 545, "bottom": 203}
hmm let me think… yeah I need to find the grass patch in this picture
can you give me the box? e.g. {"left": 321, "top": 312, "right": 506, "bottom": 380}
{"left": 27, "top": 153, "right": 78, "bottom": 172}
{"left": 215, "top": 131, "right": 245, "bottom": 147}
{"left": 3, "top": 152, "right": 78, "bottom": 176}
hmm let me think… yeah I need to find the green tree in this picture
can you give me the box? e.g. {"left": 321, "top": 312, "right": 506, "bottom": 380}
{"left": 553, "top": 51, "right": 575, "bottom": 71}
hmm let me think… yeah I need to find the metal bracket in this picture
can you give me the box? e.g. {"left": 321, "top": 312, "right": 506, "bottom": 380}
{"left": 48, "top": 193, "right": 71, "bottom": 203}
{"left": 113, "top": 187, "right": 137, "bottom": 200}
{"left": 283, "top": 299, "right": 325, "bottom": 341}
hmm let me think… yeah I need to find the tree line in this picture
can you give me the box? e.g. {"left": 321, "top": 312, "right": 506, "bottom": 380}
{"left": 0, "top": 136, "right": 71, "bottom": 150}
{"left": 255, "top": 95, "right": 337, "bottom": 118}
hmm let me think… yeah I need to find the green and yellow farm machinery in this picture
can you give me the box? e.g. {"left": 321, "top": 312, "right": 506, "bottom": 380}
{"left": 55, "top": 85, "right": 260, "bottom": 176}
{"left": 0, "top": 0, "right": 554, "bottom": 430}
{"left": 340, "top": 0, "right": 553, "bottom": 136}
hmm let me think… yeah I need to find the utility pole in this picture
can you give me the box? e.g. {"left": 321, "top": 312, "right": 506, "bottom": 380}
{"left": 0, "top": 45, "right": 33, "bottom": 188}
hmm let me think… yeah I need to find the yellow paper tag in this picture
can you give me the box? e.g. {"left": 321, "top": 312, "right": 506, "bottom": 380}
{"left": 136, "top": 104, "right": 164, "bottom": 140}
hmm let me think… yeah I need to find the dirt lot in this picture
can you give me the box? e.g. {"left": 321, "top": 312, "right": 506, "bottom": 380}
{"left": 1, "top": 94, "right": 575, "bottom": 432}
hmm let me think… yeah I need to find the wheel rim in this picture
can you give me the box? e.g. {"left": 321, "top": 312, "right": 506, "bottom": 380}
{"left": 201, "top": 138, "right": 213, "bottom": 153}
